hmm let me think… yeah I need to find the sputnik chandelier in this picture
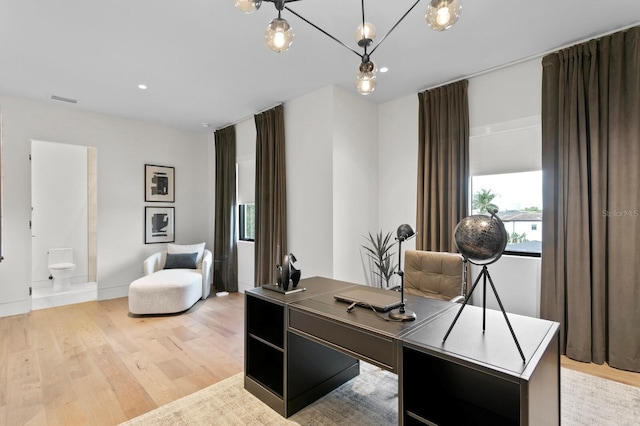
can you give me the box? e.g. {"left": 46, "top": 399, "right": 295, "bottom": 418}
{"left": 234, "top": 0, "right": 461, "bottom": 95}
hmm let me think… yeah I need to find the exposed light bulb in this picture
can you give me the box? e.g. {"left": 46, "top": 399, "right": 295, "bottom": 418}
{"left": 355, "top": 22, "right": 376, "bottom": 47}
{"left": 356, "top": 60, "right": 377, "bottom": 95}
{"left": 265, "top": 17, "right": 294, "bottom": 52}
{"left": 356, "top": 73, "right": 376, "bottom": 95}
{"left": 426, "top": 0, "right": 461, "bottom": 31}
{"left": 234, "top": 0, "right": 261, "bottom": 14}
{"left": 436, "top": 7, "right": 451, "bottom": 26}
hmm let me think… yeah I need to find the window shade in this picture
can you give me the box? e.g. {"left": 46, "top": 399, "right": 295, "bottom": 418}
{"left": 470, "top": 116, "right": 541, "bottom": 176}
{"left": 237, "top": 158, "right": 255, "bottom": 204}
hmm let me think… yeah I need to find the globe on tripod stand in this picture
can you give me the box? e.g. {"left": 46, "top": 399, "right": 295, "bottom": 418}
{"left": 453, "top": 211, "right": 508, "bottom": 265}
{"left": 445, "top": 210, "right": 526, "bottom": 362}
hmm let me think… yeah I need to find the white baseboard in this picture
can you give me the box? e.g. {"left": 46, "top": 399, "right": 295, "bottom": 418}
{"left": 98, "top": 284, "right": 130, "bottom": 300}
{"left": 238, "top": 282, "right": 253, "bottom": 294}
{"left": 0, "top": 299, "right": 32, "bottom": 318}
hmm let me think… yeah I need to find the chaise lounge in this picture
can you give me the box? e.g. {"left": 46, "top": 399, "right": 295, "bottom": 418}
{"left": 128, "top": 243, "right": 212, "bottom": 315}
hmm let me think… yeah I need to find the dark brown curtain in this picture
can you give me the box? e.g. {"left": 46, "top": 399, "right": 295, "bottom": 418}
{"left": 214, "top": 126, "right": 238, "bottom": 293}
{"left": 416, "top": 80, "right": 469, "bottom": 252}
{"left": 254, "top": 105, "right": 287, "bottom": 286}
{"left": 541, "top": 26, "right": 640, "bottom": 372}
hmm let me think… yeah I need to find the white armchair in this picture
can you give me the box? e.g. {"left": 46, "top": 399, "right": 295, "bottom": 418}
{"left": 128, "top": 244, "right": 213, "bottom": 315}
{"left": 143, "top": 249, "right": 213, "bottom": 299}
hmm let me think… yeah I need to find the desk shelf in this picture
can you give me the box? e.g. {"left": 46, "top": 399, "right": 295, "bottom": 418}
{"left": 246, "top": 294, "right": 284, "bottom": 347}
{"left": 401, "top": 305, "right": 559, "bottom": 426}
{"left": 245, "top": 294, "right": 285, "bottom": 399}
{"left": 403, "top": 347, "right": 519, "bottom": 425}
{"left": 246, "top": 337, "right": 284, "bottom": 397}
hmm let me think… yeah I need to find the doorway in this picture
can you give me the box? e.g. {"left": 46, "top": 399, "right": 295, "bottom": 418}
{"left": 30, "top": 140, "right": 98, "bottom": 309}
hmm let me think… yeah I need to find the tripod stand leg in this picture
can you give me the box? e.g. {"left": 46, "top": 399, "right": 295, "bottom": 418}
{"left": 482, "top": 266, "right": 487, "bottom": 332}
{"left": 442, "top": 268, "right": 484, "bottom": 343}
{"left": 486, "top": 272, "right": 526, "bottom": 363}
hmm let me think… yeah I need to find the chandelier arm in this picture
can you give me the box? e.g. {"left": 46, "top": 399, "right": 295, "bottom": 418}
{"left": 361, "top": 0, "right": 368, "bottom": 55}
{"left": 369, "top": 0, "right": 424, "bottom": 56}
{"left": 284, "top": 6, "right": 363, "bottom": 59}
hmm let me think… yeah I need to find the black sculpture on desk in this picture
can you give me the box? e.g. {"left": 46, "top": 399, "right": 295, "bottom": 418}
{"left": 263, "top": 252, "right": 306, "bottom": 294}
{"left": 442, "top": 209, "right": 526, "bottom": 363}
{"left": 276, "top": 253, "right": 301, "bottom": 291}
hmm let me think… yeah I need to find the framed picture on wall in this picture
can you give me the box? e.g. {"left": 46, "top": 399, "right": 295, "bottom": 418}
{"left": 145, "top": 164, "right": 175, "bottom": 202}
{"left": 145, "top": 206, "right": 175, "bottom": 244}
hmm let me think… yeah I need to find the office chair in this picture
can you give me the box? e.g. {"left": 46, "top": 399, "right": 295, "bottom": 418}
{"left": 403, "top": 250, "right": 467, "bottom": 303}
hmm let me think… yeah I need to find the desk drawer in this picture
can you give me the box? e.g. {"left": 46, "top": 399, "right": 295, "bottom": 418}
{"left": 289, "top": 308, "right": 396, "bottom": 370}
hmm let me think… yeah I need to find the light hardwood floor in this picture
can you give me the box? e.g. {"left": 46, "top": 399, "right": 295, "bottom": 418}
{"left": 1, "top": 294, "right": 638, "bottom": 425}
{"left": 0, "top": 294, "right": 245, "bottom": 425}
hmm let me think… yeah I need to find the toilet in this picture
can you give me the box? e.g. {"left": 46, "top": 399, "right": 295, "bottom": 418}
{"left": 48, "top": 248, "right": 75, "bottom": 291}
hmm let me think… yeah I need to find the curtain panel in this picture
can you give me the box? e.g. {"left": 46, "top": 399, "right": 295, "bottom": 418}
{"left": 214, "top": 125, "right": 238, "bottom": 293}
{"left": 254, "top": 105, "right": 287, "bottom": 287}
{"left": 541, "top": 26, "right": 640, "bottom": 372}
{"left": 416, "top": 80, "right": 469, "bottom": 252}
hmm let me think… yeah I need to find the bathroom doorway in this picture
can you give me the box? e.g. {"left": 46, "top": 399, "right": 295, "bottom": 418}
{"left": 30, "top": 140, "right": 98, "bottom": 309}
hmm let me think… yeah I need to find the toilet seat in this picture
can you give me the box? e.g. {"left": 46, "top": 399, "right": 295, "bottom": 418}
{"left": 49, "top": 262, "right": 75, "bottom": 270}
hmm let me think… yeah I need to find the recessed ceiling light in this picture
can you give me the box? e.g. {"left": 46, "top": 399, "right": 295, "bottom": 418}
{"left": 138, "top": 84, "right": 148, "bottom": 90}
{"left": 379, "top": 67, "right": 389, "bottom": 73}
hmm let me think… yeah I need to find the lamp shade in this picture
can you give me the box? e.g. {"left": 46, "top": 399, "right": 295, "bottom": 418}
{"left": 396, "top": 224, "right": 415, "bottom": 241}
{"left": 426, "top": 0, "right": 461, "bottom": 31}
{"left": 265, "top": 17, "right": 294, "bottom": 52}
{"left": 234, "top": 0, "right": 261, "bottom": 14}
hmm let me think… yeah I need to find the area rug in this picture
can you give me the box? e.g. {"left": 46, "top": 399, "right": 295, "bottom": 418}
{"left": 120, "top": 363, "right": 640, "bottom": 425}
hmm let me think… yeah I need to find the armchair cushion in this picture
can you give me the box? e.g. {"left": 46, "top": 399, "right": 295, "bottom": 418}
{"left": 164, "top": 252, "right": 198, "bottom": 269}
{"left": 404, "top": 250, "right": 463, "bottom": 301}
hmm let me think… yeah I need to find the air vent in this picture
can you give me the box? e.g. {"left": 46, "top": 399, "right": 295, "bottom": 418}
{"left": 51, "top": 95, "right": 78, "bottom": 104}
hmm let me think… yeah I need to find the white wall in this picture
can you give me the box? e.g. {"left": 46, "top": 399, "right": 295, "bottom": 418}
{"left": 377, "top": 58, "right": 543, "bottom": 317}
{"left": 332, "top": 87, "right": 379, "bottom": 284}
{"left": 31, "top": 140, "right": 88, "bottom": 286}
{"left": 0, "top": 95, "right": 210, "bottom": 316}
{"left": 285, "top": 87, "right": 335, "bottom": 280}
{"left": 378, "top": 93, "right": 420, "bottom": 263}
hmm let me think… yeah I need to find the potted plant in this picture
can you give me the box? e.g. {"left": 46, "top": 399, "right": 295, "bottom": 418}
{"left": 362, "top": 230, "right": 398, "bottom": 288}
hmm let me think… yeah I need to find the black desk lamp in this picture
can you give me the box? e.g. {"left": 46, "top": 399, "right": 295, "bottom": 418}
{"left": 389, "top": 224, "right": 417, "bottom": 321}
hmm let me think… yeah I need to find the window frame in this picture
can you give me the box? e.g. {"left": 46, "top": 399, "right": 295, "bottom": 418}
{"left": 238, "top": 203, "right": 255, "bottom": 242}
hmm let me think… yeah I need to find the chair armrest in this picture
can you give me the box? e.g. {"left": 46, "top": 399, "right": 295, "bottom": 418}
{"left": 201, "top": 249, "right": 213, "bottom": 299}
{"left": 143, "top": 252, "right": 163, "bottom": 275}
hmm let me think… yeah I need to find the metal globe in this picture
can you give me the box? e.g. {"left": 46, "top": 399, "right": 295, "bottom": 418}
{"left": 454, "top": 213, "right": 507, "bottom": 265}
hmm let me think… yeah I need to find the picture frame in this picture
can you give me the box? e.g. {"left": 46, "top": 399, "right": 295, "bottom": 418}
{"left": 145, "top": 206, "right": 175, "bottom": 244}
{"left": 145, "top": 164, "right": 175, "bottom": 202}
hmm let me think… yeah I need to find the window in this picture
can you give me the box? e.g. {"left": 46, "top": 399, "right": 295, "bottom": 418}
{"left": 471, "top": 171, "right": 542, "bottom": 256}
{"left": 237, "top": 158, "right": 255, "bottom": 242}
{"left": 239, "top": 203, "right": 255, "bottom": 241}
{"left": 469, "top": 116, "right": 542, "bottom": 257}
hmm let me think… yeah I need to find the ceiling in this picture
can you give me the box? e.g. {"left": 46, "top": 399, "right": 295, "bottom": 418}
{"left": 1, "top": 0, "right": 639, "bottom": 133}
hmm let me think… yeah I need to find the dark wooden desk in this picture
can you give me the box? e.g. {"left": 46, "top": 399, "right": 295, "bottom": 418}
{"left": 244, "top": 276, "right": 559, "bottom": 425}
